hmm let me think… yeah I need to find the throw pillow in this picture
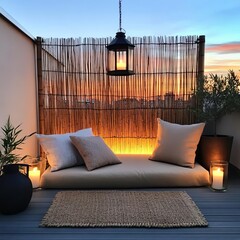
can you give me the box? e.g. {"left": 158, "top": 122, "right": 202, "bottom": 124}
{"left": 70, "top": 136, "right": 121, "bottom": 171}
{"left": 36, "top": 128, "right": 94, "bottom": 171}
{"left": 149, "top": 118, "right": 205, "bottom": 168}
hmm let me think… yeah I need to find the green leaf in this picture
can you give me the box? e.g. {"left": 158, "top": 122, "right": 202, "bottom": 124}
{"left": 0, "top": 116, "right": 35, "bottom": 170}
{"left": 192, "top": 70, "right": 240, "bottom": 135}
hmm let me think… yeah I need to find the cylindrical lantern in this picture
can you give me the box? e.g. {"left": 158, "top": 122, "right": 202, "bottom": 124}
{"left": 107, "top": 32, "right": 135, "bottom": 76}
{"left": 106, "top": 0, "right": 135, "bottom": 76}
{"left": 210, "top": 161, "right": 228, "bottom": 192}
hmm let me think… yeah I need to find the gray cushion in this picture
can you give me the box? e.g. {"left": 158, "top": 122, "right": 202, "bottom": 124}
{"left": 70, "top": 136, "right": 121, "bottom": 171}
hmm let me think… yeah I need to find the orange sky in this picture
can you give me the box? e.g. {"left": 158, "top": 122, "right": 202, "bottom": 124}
{"left": 205, "top": 42, "right": 240, "bottom": 77}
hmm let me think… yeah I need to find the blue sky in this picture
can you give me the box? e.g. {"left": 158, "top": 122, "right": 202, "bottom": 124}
{"left": 0, "top": 0, "right": 240, "bottom": 74}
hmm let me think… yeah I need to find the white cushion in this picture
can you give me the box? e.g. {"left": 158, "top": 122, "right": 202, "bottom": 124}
{"left": 70, "top": 136, "right": 121, "bottom": 171}
{"left": 149, "top": 119, "right": 205, "bottom": 168}
{"left": 36, "top": 128, "right": 94, "bottom": 171}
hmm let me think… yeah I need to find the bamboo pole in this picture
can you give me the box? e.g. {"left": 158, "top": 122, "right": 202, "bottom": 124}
{"left": 197, "top": 35, "right": 205, "bottom": 87}
{"left": 36, "top": 37, "right": 43, "bottom": 134}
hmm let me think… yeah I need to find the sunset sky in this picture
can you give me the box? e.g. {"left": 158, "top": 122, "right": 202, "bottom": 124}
{"left": 0, "top": 0, "right": 239, "bottom": 76}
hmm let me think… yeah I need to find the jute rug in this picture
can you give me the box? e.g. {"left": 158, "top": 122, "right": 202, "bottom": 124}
{"left": 40, "top": 191, "right": 208, "bottom": 228}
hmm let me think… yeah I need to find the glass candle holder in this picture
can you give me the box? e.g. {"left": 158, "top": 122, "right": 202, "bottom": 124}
{"left": 210, "top": 161, "right": 228, "bottom": 192}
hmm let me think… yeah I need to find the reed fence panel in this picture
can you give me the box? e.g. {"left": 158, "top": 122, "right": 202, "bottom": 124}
{"left": 37, "top": 35, "right": 205, "bottom": 154}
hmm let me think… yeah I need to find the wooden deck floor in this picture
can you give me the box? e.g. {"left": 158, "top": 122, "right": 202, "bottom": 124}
{"left": 1, "top": 165, "right": 240, "bottom": 240}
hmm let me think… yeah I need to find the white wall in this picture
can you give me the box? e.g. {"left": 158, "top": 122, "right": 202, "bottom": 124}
{"left": 0, "top": 17, "right": 37, "bottom": 159}
{"left": 217, "top": 112, "right": 240, "bottom": 169}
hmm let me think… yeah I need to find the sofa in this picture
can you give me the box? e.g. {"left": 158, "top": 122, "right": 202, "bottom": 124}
{"left": 38, "top": 119, "right": 209, "bottom": 189}
{"left": 40, "top": 154, "right": 209, "bottom": 189}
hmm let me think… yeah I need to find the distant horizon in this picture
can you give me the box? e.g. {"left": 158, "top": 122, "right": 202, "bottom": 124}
{"left": 0, "top": 0, "right": 239, "bottom": 76}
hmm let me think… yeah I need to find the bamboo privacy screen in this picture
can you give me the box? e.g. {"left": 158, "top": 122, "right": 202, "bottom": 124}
{"left": 37, "top": 35, "right": 205, "bottom": 154}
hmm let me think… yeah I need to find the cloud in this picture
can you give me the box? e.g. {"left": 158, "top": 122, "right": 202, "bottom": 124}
{"left": 206, "top": 42, "right": 240, "bottom": 54}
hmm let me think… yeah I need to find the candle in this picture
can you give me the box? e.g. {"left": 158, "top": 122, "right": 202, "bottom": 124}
{"left": 212, "top": 167, "right": 224, "bottom": 190}
{"left": 117, "top": 59, "right": 126, "bottom": 70}
{"left": 29, "top": 167, "right": 40, "bottom": 188}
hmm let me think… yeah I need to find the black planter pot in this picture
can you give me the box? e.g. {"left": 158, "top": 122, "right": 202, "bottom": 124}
{"left": 0, "top": 164, "right": 33, "bottom": 214}
{"left": 196, "top": 135, "right": 233, "bottom": 170}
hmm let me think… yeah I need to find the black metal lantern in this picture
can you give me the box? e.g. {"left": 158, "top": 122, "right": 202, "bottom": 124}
{"left": 106, "top": 0, "right": 135, "bottom": 76}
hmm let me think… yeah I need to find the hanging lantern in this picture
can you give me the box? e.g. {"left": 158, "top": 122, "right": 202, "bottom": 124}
{"left": 106, "top": 0, "right": 135, "bottom": 76}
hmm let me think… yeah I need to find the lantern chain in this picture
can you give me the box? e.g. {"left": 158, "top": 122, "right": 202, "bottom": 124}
{"left": 119, "top": 0, "right": 122, "bottom": 31}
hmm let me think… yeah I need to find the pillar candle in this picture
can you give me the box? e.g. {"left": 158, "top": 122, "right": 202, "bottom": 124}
{"left": 212, "top": 167, "right": 224, "bottom": 190}
{"left": 117, "top": 59, "right": 126, "bottom": 70}
{"left": 29, "top": 167, "right": 40, "bottom": 188}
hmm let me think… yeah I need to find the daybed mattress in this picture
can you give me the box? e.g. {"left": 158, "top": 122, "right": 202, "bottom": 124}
{"left": 40, "top": 154, "right": 209, "bottom": 189}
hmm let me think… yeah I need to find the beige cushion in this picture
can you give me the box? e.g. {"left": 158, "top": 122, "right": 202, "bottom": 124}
{"left": 40, "top": 154, "right": 210, "bottom": 189}
{"left": 70, "top": 136, "right": 121, "bottom": 171}
{"left": 149, "top": 119, "right": 205, "bottom": 168}
{"left": 36, "top": 128, "right": 94, "bottom": 172}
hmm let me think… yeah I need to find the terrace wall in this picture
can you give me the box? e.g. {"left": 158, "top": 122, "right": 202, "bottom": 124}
{"left": 217, "top": 113, "right": 240, "bottom": 169}
{"left": 0, "top": 15, "right": 37, "bottom": 158}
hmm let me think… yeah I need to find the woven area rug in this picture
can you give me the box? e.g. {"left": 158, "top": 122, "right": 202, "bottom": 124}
{"left": 40, "top": 191, "right": 208, "bottom": 228}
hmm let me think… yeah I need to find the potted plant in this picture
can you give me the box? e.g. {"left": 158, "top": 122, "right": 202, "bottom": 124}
{"left": 0, "top": 116, "right": 35, "bottom": 214}
{"left": 193, "top": 70, "right": 240, "bottom": 169}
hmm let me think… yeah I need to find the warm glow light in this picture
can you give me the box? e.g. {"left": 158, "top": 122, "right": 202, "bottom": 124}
{"left": 29, "top": 167, "right": 41, "bottom": 188}
{"left": 117, "top": 58, "right": 126, "bottom": 70}
{"left": 104, "top": 137, "right": 155, "bottom": 154}
{"left": 212, "top": 167, "right": 224, "bottom": 190}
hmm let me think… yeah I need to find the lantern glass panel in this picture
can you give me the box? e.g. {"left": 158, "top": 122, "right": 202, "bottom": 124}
{"left": 128, "top": 48, "right": 134, "bottom": 71}
{"left": 108, "top": 50, "right": 116, "bottom": 71}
